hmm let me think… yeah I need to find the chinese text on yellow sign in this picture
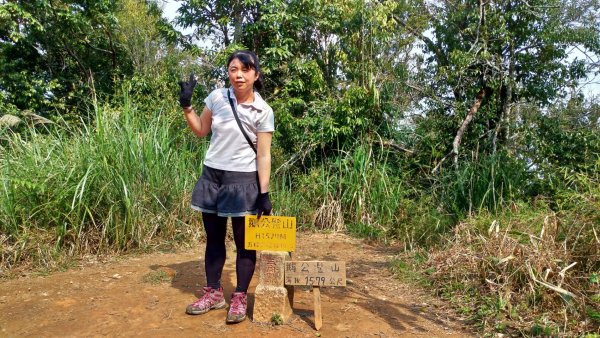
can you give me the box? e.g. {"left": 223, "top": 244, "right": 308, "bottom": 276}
{"left": 244, "top": 215, "right": 296, "bottom": 251}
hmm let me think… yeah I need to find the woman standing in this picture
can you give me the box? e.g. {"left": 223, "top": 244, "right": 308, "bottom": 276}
{"left": 178, "top": 50, "right": 274, "bottom": 323}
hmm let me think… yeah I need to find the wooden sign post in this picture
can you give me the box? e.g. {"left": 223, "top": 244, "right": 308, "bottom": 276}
{"left": 284, "top": 261, "right": 346, "bottom": 330}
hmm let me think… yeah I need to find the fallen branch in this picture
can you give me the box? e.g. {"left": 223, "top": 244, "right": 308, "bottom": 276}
{"left": 559, "top": 262, "right": 577, "bottom": 279}
{"left": 376, "top": 140, "right": 414, "bottom": 154}
{"left": 405, "top": 83, "right": 454, "bottom": 108}
{"left": 526, "top": 263, "right": 576, "bottom": 299}
{"left": 431, "top": 150, "right": 453, "bottom": 174}
{"left": 274, "top": 142, "right": 317, "bottom": 176}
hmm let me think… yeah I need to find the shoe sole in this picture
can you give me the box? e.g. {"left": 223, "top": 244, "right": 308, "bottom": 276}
{"left": 186, "top": 301, "right": 227, "bottom": 315}
{"left": 225, "top": 314, "right": 246, "bottom": 324}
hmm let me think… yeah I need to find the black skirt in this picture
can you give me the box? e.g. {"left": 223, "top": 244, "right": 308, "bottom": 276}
{"left": 191, "top": 165, "right": 259, "bottom": 217}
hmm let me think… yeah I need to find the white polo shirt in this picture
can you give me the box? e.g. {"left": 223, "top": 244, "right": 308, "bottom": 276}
{"left": 203, "top": 87, "right": 275, "bottom": 172}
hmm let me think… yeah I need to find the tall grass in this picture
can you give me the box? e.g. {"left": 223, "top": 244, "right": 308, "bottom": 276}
{"left": 273, "top": 143, "right": 536, "bottom": 249}
{"left": 0, "top": 91, "right": 207, "bottom": 269}
{"left": 273, "top": 141, "right": 452, "bottom": 248}
{"left": 434, "top": 151, "right": 529, "bottom": 217}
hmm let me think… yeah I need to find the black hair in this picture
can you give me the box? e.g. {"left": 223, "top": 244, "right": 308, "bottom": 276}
{"left": 227, "top": 50, "right": 264, "bottom": 91}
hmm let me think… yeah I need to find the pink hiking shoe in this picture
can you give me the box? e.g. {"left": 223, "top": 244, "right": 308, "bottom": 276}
{"left": 226, "top": 291, "right": 247, "bottom": 323}
{"left": 186, "top": 287, "right": 226, "bottom": 315}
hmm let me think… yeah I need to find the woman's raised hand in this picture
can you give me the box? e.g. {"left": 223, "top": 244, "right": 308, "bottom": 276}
{"left": 178, "top": 73, "right": 197, "bottom": 108}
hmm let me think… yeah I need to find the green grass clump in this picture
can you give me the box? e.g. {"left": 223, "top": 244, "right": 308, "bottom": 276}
{"left": 270, "top": 313, "right": 283, "bottom": 325}
{"left": 142, "top": 270, "right": 172, "bottom": 284}
{"left": 388, "top": 251, "right": 431, "bottom": 287}
{"left": 0, "top": 91, "right": 207, "bottom": 270}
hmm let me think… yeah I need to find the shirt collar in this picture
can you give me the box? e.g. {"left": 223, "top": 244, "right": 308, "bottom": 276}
{"left": 228, "top": 87, "right": 267, "bottom": 112}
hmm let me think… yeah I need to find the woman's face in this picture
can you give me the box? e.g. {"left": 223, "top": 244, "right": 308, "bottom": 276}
{"left": 228, "top": 58, "right": 259, "bottom": 94}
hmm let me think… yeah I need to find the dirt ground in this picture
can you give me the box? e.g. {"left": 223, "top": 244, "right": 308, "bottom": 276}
{"left": 0, "top": 232, "right": 474, "bottom": 337}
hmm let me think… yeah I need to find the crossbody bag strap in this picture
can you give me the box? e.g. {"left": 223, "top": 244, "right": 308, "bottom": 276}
{"left": 227, "top": 90, "right": 257, "bottom": 154}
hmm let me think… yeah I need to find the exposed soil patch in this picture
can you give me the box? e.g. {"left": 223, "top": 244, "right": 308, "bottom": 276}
{"left": 0, "top": 232, "right": 474, "bottom": 337}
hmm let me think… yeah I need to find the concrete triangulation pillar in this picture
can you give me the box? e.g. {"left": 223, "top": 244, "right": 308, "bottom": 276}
{"left": 252, "top": 251, "right": 294, "bottom": 323}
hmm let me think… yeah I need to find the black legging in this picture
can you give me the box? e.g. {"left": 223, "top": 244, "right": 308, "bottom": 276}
{"left": 202, "top": 212, "right": 256, "bottom": 292}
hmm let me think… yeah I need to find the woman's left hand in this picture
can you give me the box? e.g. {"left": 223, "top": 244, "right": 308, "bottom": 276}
{"left": 256, "top": 192, "right": 272, "bottom": 219}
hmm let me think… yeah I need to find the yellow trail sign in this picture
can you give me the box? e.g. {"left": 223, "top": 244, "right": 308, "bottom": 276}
{"left": 244, "top": 215, "right": 296, "bottom": 252}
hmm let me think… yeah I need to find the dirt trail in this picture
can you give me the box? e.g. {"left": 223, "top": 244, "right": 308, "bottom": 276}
{"left": 0, "top": 232, "right": 473, "bottom": 337}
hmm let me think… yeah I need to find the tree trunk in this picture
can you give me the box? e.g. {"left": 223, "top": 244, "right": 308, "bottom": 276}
{"left": 453, "top": 87, "right": 489, "bottom": 164}
{"left": 232, "top": 2, "right": 242, "bottom": 44}
{"left": 493, "top": 44, "right": 514, "bottom": 154}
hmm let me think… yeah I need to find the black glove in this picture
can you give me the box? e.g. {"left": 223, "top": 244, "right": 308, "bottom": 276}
{"left": 178, "top": 73, "right": 197, "bottom": 108}
{"left": 256, "top": 192, "right": 272, "bottom": 219}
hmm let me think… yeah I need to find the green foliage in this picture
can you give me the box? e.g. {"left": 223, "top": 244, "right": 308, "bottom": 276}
{"left": 521, "top": 99, "right": 600, "bottom": 198}
{"left": 270, "top": 172, "right": 313, "bottom": 228}
{"left": 530, "top": 323, "right": 556, "bottom": 337}
{"left": 177, "top": 0, "right": 414, "bottom": 156}
{"left": 0, "top": 0, "right": 182, "bottom": 120}
{"left": 270, "top": 313, "right": 283, "bottom": 325}
{"left": 0, "top": 0, "right": 589, "bottom": 281}
{"left": 389, "top": 251, "right": 431, "bottom": 286}
{"left": 176, "top": 0, "right": 253, "bottom": 47}
{"left": 589, "top": 307, "right": 600, "bottom": 324}
{"left": 0, "top": 0, "right": 126, "bottom": 114}
{"left": 405, "top": 0, "right": 600, "bottom": 168}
